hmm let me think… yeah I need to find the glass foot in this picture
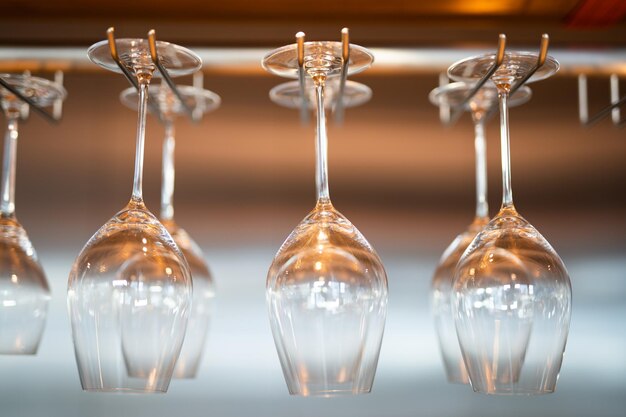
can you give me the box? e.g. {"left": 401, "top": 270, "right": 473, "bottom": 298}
{"left": 262, "top": 41, "right": 373, "bottom": 79}
{"left": 270, "top": 79, "right": 371, "bottom": 110}
{"left": 120, "top": 84, "right": 220, "bottom": 117}
{"left": 88, "top": 39, "right": 201, "bottom": 78}
{"left": 0, "top": 74, "right": 66, "bottom": 106}
{"left": 447, "top": 52, "right": 559, "bottom": 85}
{"left": 429, "top": 82, "right": 532, "bottom": 111}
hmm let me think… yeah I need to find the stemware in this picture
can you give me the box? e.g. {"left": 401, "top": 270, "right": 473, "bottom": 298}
{"left": 448, "top": 51, "right": 572, "bottom": 394}
{"left": 120, "top": 83, "right": 220, "bottom": 378}
{"left": 428, "top": 82, "right": 532, "bottom": 384}
{"left": 67, "top": 36, "right": 200, "bottom": 392}
{"left": 0, "top": 74, "right": 65, "bottom": 354}
{"left": 263, "top": 35, "right": 388, "bottom": 397}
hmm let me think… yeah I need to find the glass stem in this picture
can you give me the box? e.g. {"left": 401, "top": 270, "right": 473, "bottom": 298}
{"left": 498, "top": 90, "right": 514, "bottom": 210}
{"left": 0, "top": 114, "right": 18, "bottom": 217}
{"left": 474, "top": 118, "right": 489, "bottom": 219}
{"left": 131, "top": 76, "right": 151, "bottom": 204}
{"left": 314, "top": 78, "right": 330, "bottom": 205}
{"left": 160, "top": 121, "right": 175, "bottom": 221}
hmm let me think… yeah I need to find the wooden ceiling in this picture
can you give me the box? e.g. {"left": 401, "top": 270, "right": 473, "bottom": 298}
{"left": 1, "top": 0, "right": 625, "bottom": 47}
{"left": 3, "top": 0, "right": 585, "bottom": 19}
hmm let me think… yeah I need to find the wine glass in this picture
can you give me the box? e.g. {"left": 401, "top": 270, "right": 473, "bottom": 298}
{"left": 67, "top": 36, "right": 200, "bottom": 393}
{"left": 120, "top": 83, "right": 220, "bottom": 378}
{"left": 263, "top": 36, "right": 388, "bottom": 397}
{"left": 447, "top": 50, "right": 572, "bottom": 394}
{"left": 0, "top": 74, "right": 65, "bottom": 354}
{"left": 269, "top": 78, "right": 372, "bottom": 111}
{"left": 428, "top": 82, "right": 532, "bottom": 384}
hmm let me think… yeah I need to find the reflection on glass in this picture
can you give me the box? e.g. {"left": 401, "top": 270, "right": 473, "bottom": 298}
{"left": 448, "top": 52, "right": 572, "bottom": 394}
{"left": 0, "top": 74, "right": 65, "bottom": 354}
{"left": 428, "top": 82, "right": 532, "bottom": 384}
{"left": 67, "top": 38, "right": 197, "bottom": 393}
{"left": 264, "top": 38, "right": 388, "bottom": 397}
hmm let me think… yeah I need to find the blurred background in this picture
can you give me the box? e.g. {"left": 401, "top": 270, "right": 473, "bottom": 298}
{"left": 0, "top": 1, "right": 625, "bottom": 416}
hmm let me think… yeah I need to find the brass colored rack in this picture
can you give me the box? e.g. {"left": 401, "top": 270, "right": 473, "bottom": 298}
{"left": 578, "top": 74, "right": 625, "bottom": 127}
{"left": 291, "top": 28, "right": 357, "bottom": 125}
{"left": 106, "top": 27, "right": 202, "bottom": 124}
{"left": 439, "top": 33, "right": 551, "bottom": 126}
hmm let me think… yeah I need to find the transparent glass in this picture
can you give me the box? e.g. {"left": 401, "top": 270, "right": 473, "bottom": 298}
{"left": 269, "top": 79, "right": 371, "bottom": 110}
{"left": 88, "top": 39, "right": 202, "bottom": 77}
{"left": 0, "top": 75, "right": 65, "bottom": 354}
{"left": 162, "top": 219, "right": 214, "bottom": 378}
{"left": 160, "top": 120, "right": 215, "bottom": 379}
{"left": 265, "top": 44, "right": 387, "bottom": 397}
{"left": 67, "top": 41, "right": 194, "bottom": 393}
{"left": 122, "top": 84, "right": 220, "bottom": 378}
{"left": 262, "top": 42, "right": 373, "bottom": 79}
{"left": 447, "top": 53, "right": 572, "bottom": 395}
{"left": 119, "top": 84, "right": 221, "bottom": 117}
{"left": 428, "top": 82, "right": 532, "bottom": 384}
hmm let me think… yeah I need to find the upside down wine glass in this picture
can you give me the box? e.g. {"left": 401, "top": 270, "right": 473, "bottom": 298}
{"left": 263, "top": 37, "right": 388, "bottom": 396}
{"left": 0, "top": 74, "right": 65, "bottom": 354}
{"left": 67, "top": 37, "right": 199, "bottom": 392}
{"left": 120, "top": 83, "right": 220, "bottom": 378}
{"left": 448, "top": 50, "right": 572, "bottom": 394}
{"left": 428, "top": 82, "right": 532, "bottom": 384}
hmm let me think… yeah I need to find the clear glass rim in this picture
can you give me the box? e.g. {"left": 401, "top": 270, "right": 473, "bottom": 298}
{"left": 447, "top": 51, "right": 559, "bottom": 84}
{"left": 290, "top": 387, "right": 372, "bottom": 397}
{"left": 82, "top": 387, "right": 167, "bottom": 394}
{"left": 87, "top": 38, "right": 202, "bottom": 78}
{"left": 0, "top": 73, "right": 67, "bottom": 105}
{"left": 261, "top": 41, "right": 374, "bottom": 79}
{"left": 471, "top": 387, "right": 556, "bottom": 396}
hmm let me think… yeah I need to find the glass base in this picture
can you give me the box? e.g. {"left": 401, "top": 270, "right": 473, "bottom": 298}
{"left": 447, "top": 52, "right": 559, "bottom": 85}
{"left": 262, "top": 41, "right": 373, "bottom": 79}
{"left": 269, "top": 79, "right": 371, "bottom": 110}
{"left": 429, "top": 81, "right": 532, "bottom": 112}
{"left": 88, "top": 38, "right": 201, "bottom": 78}
{"left": 120, "top": 84, "right": 221, "bottom": 118}
{"left": 0, "top": 73, "right": 66, "bottom": 106}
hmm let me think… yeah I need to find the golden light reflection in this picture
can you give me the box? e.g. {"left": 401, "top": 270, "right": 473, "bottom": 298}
{"left": 453, "top": 0, "right": 516, "bottom": 15}
{"left": 337, "top": 367, "right": 348, "bottom": 383}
